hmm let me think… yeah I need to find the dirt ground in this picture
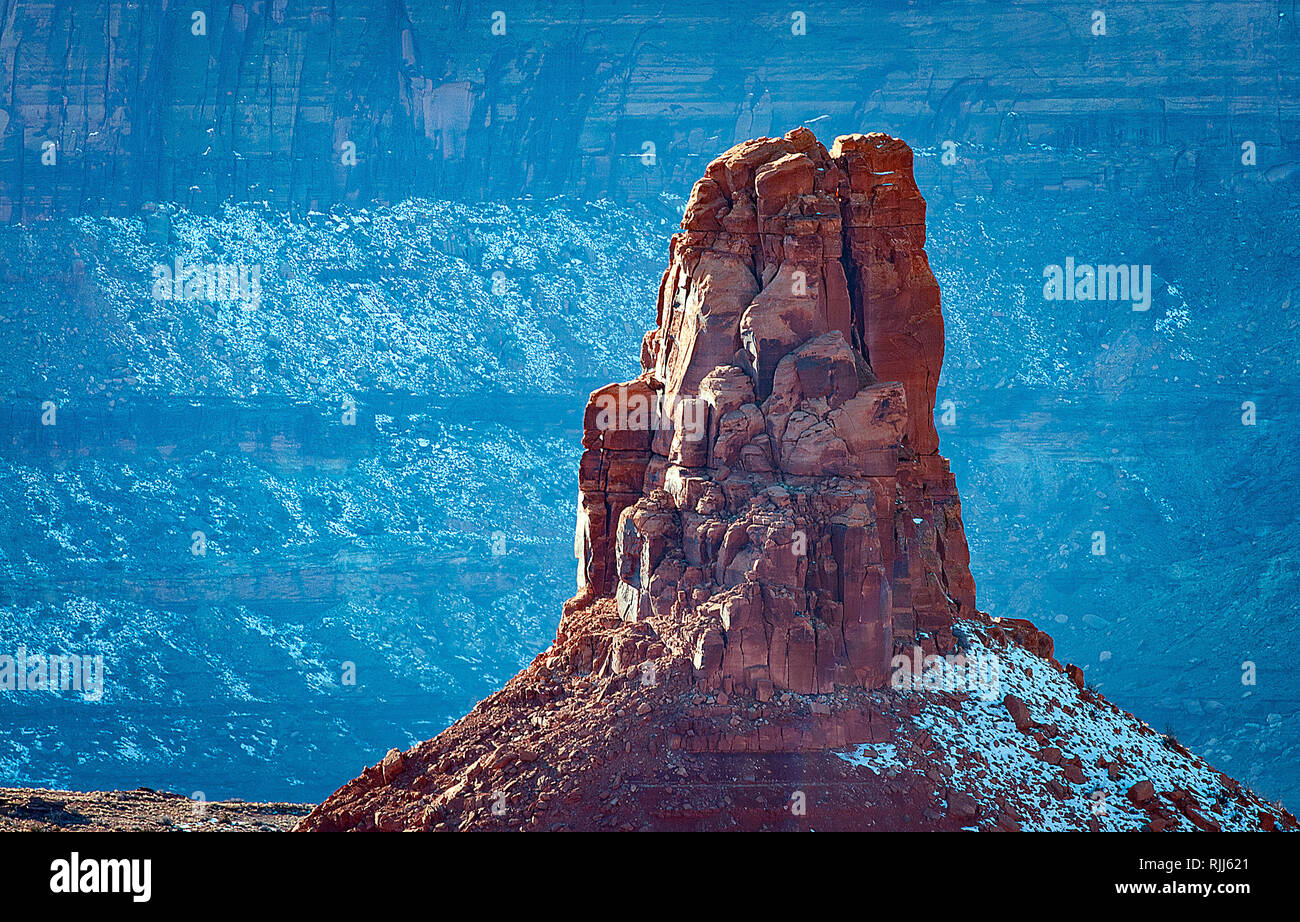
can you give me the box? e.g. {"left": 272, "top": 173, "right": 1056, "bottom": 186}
{"left": 0, "top": 787, "right": 311, "bottom": 831}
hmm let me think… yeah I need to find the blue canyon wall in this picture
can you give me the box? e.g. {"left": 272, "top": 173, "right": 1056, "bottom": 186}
{"left": 0, "top": 0, "right": 1297, "bottom": 805}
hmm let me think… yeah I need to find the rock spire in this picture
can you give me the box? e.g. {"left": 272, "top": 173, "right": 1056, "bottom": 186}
{"left": 575, "top": 127, "right": 976, "bottom": 697}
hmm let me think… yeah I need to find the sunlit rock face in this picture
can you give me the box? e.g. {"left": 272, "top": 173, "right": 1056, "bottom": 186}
{"left": 575, "top": 128, "right": 976, "bottom": 697}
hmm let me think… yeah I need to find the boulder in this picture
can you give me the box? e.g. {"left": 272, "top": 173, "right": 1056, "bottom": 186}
{"left": 1127, "top": 780, "right": 1156, "bottom": 806}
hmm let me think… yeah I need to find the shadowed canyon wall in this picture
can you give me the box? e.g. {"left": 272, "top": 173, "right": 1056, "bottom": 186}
{"left": 2, "top": 0, "right": 1298, "bottom": 220}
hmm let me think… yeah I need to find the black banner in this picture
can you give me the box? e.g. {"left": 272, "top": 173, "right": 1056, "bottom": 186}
{"left": 0, "top": 832, "right": 1280, "bottom": 910}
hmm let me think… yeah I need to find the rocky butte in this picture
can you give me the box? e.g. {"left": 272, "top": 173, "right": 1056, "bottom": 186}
{"left": 300, "top": 129, "right": 1295, "bottom": 832}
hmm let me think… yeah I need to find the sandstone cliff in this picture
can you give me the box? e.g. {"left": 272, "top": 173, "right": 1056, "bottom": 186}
{"left": 298, "top": 130, "right": 1295, "bottom": 832}
{"left": 3, "top": 1, "right": 1297, "bottom": 221}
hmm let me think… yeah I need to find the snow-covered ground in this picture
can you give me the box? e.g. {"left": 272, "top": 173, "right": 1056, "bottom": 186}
{"left": 839, "top": 620, "right": 1284, "bottom": 830}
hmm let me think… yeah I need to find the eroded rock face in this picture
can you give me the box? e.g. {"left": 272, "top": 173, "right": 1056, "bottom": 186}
{"left": 575, "top": 128, "right": 976, "bottom": 698}
{"left": 298, "top": 131, "right": 1295, "bottom": 834}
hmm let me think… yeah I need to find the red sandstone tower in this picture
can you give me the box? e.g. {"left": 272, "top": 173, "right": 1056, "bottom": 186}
{"left": 574, "top": 127, "right": 977, "bottom": 697}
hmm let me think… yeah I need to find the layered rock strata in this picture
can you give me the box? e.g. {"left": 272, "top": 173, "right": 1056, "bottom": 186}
{"left": 575, "top": 127, "right": 975, "bottom": 699}
{"left": 4, "top": 1, "right": 1295, "bottom": 219}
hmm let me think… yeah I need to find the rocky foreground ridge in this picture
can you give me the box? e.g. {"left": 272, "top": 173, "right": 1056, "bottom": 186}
{"left": 299, "top": 129, "right": 1295, "bottom": 832}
